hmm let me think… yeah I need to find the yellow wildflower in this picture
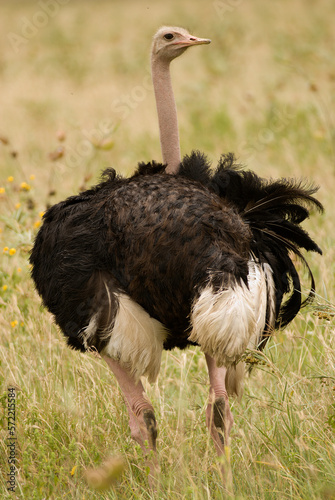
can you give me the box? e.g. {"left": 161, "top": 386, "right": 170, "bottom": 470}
{"left": 17, "top": 267, "right": 22, "bottom": 273}
{"left": 3, "top": 247, "right": 9, "bottom": 253}
{"left": 7, "top": 176, "right": 14, "bottom": 182}
{"left": 2, "top": 285, "right": 8, "bottom": 291}
{"left": 39, "top": 211, "right": 45, "bottom": 218}
{"left": 20, "top": 182, "right": 31, "bottom": 191}
{"left": 70, "top": 465, "right": 77, "bottom": 476}
{"left": 9, "top": 248, "right": 16, "bottom": 256}
{"left": 11, "top": 320, "right": 18, "bottom": 328}
{"left": 15, "top": 203, "right": 21, "bottom": 210}
{"left": 34, "top": 220, "right": 41, "bottom": 229}
{"left": 0, "top": 187, "right": 5, "bottom": 194}
{"left": 29, "top": 174, "right": 35, "bottom": 181}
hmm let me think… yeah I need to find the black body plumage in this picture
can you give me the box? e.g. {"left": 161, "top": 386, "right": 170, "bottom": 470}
{"left": 30, "top": 151, "right": 322, "bottom": 355}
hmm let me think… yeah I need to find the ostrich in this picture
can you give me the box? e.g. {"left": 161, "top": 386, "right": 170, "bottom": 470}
{"left": 30, "top": 27, "right": 322, "bottom": 480}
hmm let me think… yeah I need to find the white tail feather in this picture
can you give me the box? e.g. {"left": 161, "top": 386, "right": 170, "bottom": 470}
{"left": 190, "top": 260, "right": 272, "bottom": 396}
{"left": 189, "top": 280, "right": 256, "bottom": 366}
{"left": 101, "top": 294, "right": 167, "bottom": 383}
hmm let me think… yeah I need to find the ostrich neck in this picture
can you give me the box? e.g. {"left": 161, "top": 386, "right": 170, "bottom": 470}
{"left": 151, "top": 57, "right": 181, "bottom": 174}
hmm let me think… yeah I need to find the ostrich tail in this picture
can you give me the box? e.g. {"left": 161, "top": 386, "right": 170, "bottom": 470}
{"left": 210, "top": 153, "right": 323, "bottom": 339}
{"left": 179, "top": 151, "right": 323, "bottom": 341}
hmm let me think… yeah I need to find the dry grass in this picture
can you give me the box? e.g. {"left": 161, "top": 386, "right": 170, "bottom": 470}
{"left": 0, "top": 0, "right": 334, "bottom": 498}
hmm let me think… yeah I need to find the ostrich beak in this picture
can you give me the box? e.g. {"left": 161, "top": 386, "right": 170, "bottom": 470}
{"left": 188, "top": 35, "right": 211, "bottom": 45}
{"left": 176, "top": 35, "right": 211, "bottom": 48}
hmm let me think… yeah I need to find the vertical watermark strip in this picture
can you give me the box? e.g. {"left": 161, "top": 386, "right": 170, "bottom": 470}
{"left": 7, "top": 386, "right": 17, "bottom": 493}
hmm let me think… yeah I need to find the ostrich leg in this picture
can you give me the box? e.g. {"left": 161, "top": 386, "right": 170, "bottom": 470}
{"left": 205, "top": 354, "right": 234, "bottom": 486}
{"left": 103, "top": 356, "right": 158, "bottom": 476}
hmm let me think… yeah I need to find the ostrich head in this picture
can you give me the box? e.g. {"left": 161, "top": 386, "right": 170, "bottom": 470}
{"left": 152, "top": 26, "right": 211, "bottom": 62}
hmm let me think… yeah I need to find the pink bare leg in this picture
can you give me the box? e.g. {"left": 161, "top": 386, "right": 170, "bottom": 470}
{"left": 103, "top": 356, "right": 158, "bottom": 479}
{"left": 205, "top": 354, "right": 234, "bottom": 487}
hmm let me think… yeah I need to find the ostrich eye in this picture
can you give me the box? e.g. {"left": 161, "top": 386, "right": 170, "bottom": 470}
{"left": 164, "top": 33, "right": 174, "bottom": 40}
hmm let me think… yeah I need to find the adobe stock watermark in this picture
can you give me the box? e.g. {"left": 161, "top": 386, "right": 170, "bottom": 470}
{"left": 56, "top": 70, "right": 153, "bottom": 171}
{"left": 7, "top": 0, "right": 71, "bottom": 54}
{"left": 7, "top": 386, "right": 17, "bottom": 493}
{"left": 213, "top": 0, "right": 243, "bottom": 20}
{"left": 111, "top": 71, "right": 152, "bottom": 121}
{"left": 48, "top": 66, "right": 152, "bottom": 171}
{"left": 57, "top": 120, "right": 114, "bottom": 172}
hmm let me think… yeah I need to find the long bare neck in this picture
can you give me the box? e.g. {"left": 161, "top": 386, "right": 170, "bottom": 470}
{"left": 151, "top": 56, "right": 180, "bottom": 174}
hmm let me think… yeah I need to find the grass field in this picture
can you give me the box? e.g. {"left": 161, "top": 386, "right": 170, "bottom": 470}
{"left": 1, "top": 0, "right": 335, "bottom": 498}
